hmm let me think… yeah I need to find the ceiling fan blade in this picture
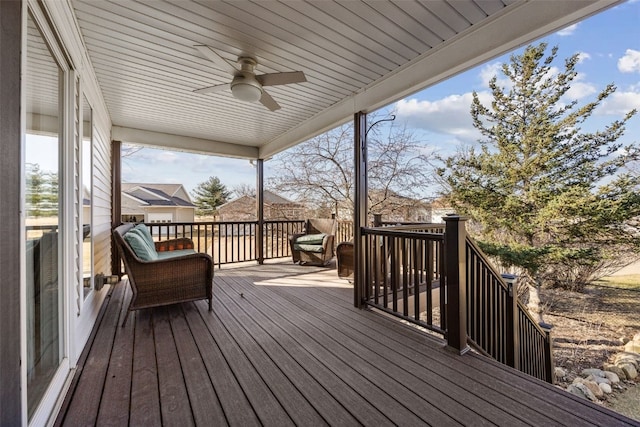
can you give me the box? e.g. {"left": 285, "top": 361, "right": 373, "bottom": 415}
{"left": 194, "top": 45, "right": 238, "bottom": 75}
{"left": 193, "top": 84, "right": 228, "bottom": 94}
{"left": 259, "top": 90, "right": 281, "bottom": 111}
{"left": 257, "top": 71, "right": 306, "bottom": 87}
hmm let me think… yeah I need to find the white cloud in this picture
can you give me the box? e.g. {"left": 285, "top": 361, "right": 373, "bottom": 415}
{"left": 618, "top": 49, "right": 640, "bottom": 73}
{"left": 566, "top": 81, "right": 598, "bottom": 100}
{"left": 577, "top": 52, "right": 591, "bottom": 64}
{"left": 557, "top": 24, "right": 578, "bottom": 36}
{"left": 565, "top": 73, "right": 597, "bottom": 101}
{"left": 395, "top": 92, "right": 492, "bottom": 144}
{"left": 478, "top": 62, "right": 511, "bottom": 89}
{"left": 598, "top": 89, "right": 640, "bottom": 115}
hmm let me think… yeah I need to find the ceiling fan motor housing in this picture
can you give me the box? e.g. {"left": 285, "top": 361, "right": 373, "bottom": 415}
{"left": 230, "top": 71, "right": 263, "bottom": 102}
{"left": 230, "top": 57, "right": 263, "bottom": 102}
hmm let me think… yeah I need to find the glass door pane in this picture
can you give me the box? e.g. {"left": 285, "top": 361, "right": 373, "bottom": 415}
{"left": 25, "top": 12, "right": 63, "bottom": 419}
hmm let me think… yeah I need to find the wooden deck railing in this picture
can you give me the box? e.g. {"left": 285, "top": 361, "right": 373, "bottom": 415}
{"left": 465, "top": 237, "right": 554, "bottom": 382}
{"left": 145, "top": 220, "right": 304, "bottom": 267}
{"left": 360, "top": 216, "right": 554, "bottom": 383}
{"left": 361, "top": 224, "right": 445, "bottom": 335}
{"left": 336, "top": 220, "right": 354, "bottom": 244}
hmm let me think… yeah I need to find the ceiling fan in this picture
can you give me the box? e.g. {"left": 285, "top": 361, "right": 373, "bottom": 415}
{"left": 193, "top": 45, "right": 306, "bottom": 111}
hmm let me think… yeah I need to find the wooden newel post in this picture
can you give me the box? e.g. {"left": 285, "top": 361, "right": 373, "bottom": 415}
{"left": 373, "top": 213, "right": 382, "bottom": 227}
{"left": 443, "top": 215, "right": 470, "bottom": 355}
{"left": 505, "top": 281, "right": 519, "bottom": 369}
{"left": 544, "top": 328, "right": 555, "bottom": 384}
{"left": 256, "top": 159, "right": 264, "bottom": 264}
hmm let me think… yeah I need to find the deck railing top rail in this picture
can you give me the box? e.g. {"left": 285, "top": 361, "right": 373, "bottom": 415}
{"left": 362, "top": 226, "right": 445, "bottom": 240}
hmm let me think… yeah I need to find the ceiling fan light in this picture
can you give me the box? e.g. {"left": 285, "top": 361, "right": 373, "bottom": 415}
{"left": 231, "top": 82, "right": 262, "bottom": 103}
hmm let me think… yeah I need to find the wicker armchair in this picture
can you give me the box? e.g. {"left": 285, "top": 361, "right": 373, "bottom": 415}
{"left": 289, "top": 218, "right": 337, "bottom": 266}
{"left": 113, "top": 223, "right": 213, "bottom": 326}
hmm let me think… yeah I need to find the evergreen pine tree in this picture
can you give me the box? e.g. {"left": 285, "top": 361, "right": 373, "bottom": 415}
{"left": 191, "top": 176, "right": 231, "bottom": 217}
{"left": 439, "top": 43, "right": 640, "bottom": 293}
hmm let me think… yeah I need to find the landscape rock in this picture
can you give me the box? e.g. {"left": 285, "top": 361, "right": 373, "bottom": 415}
{"left": 582, "top": 380, "right": 605, "bottom": 399}
{"left": 591, "top": 376, "right": 612, "bottom": 385}
{"left": 618, "top": 363, "right": 638, "bottom": 380}
{"left": 624, "top": 342, "right": 640, "bottom": 353}
{"left": 599, "top": 383, "right": 613, "bottom": 394}
{"left": 634, "top": 332, "right": 640, "bottom": 341}
{"left": 581, "top": 368, "right": 605, "bottom": 378}
{"left": 554, "top": 367, "right": 567, "bottom": 379}
{"left": 614, "top": 352, "right": 640, "bottom": 368}
{"left": 604, "top": 364, "right": 627, "bottom": 380}
{"left": 567, "top": 383, "right": 598, "bottom": 402}
{"left": 603, "top": 371, "right": 620, "bottom": 384}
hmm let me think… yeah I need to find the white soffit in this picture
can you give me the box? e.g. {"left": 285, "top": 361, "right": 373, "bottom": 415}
{"left": 69, "top": 0, "right": 622, "bottom": 159}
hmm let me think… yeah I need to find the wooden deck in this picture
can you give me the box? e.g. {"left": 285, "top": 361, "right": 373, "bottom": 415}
{"left": 56, "top": 262, "right": 638, "bottom": 426}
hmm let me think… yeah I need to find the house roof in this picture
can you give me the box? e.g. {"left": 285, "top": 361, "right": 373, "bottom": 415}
{"left": 65, "top": 0, "right": 621, "bottom": 160}
{"left": 121, "top": 183, "right": 195, "bottom": 207}
{"left": 218, "top": 190, "right": 303, "bottom": 210}
{"left": 263, "top": 190, "right": 300, "bottom": 205}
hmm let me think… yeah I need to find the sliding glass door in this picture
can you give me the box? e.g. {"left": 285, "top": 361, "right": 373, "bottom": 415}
{"left": 24, "top": 10, "right": 65, "bottom": 421}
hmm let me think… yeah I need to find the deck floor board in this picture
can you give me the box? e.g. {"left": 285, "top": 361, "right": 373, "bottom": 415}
{"left": 57, "top": 262, "right": 639, "bottom": 427}
{"left": 62, "top": 280, "right": 126, "bottom": 426}
{"left": 153, "top": 307, "right": 195, "bottom": 427}
{"left": 169, "top": 305, "right": 227, "bottom": 427}
{"left": 96, "top": 285, "right": 134, "bottom": 427}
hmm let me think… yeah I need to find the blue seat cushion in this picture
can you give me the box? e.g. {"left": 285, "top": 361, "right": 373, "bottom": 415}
{"left": 156, "top": 249, "right": 197, "bottom": 259}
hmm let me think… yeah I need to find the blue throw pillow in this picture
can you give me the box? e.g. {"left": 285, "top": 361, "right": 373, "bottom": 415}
{"left": 134, "top": 224, "right": 155, "bottom": 247}
{"left": 124, "top": 231, "right": 158, "bottom": 261}
{"left": 128, "top": 228, "right": 156, "bottom": 253}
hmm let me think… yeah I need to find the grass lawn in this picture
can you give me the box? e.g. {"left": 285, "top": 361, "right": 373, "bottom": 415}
{"left": 595, "top": 274, "right": 640, "bottom": 290}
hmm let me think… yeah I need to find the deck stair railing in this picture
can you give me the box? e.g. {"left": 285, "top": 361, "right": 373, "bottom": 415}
{"left": 465, "top": 236, "right": 554, "bottom": 382}
{"left": 361, "top": 216, "right": 554, "bottom": 383}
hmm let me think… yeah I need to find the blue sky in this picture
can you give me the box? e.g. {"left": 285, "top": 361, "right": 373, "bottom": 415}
{"left": 121, "top": 0, "right": 640, "bottom": 197}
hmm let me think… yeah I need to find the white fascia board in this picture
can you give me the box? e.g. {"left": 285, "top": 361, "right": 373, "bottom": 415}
{"left": 260, "top": 0, "right": 621, "bottom": 159}
{"left": 134, "top": 187, "right": 171, "bottom": 202}
{"left": 173, "top": 185, "right": 194, "bottom": 204}
{"left": 113, "top": 126, "right": 259, "bottom": 159}
{"left": 122, "top": 192, "right": 149, "bottom": 206}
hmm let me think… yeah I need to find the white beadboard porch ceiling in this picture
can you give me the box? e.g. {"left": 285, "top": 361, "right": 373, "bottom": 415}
{"left": 71, "top": 0, "right": 621, "bottom": 159}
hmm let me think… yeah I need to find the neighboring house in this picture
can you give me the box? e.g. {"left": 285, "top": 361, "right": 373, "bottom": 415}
{"left": 121, "top": 183, "right": 196, "bottom": 224}
{"left": 429, "top": 198, "right": 455, "bottom": 223}
{"left": 218, "top": 190, "right": 305, "bottom": 221}
{"left": 368, "top": 190, "right": 432, "bottom": 223}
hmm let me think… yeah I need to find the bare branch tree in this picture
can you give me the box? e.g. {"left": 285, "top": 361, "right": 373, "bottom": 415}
{"left": 121, "top": 144, "right": 144, "bottom": 158}
{"left": 267, "top": 116, "right": 435, "bottom": 220}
